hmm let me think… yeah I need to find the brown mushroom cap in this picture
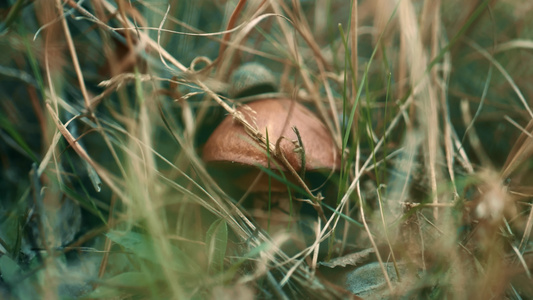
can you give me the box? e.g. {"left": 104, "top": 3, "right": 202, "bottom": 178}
{"left": 202, "top": 98, "right": 340, "bottom": 172}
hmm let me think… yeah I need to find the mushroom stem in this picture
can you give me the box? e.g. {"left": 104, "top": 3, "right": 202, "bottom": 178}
{"left": 274, "top": 135, "right": 331, "bottom": 229}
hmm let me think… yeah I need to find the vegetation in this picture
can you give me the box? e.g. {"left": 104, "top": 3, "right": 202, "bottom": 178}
{"left": 0, "top": 0, "right": 532, "bottom": 299}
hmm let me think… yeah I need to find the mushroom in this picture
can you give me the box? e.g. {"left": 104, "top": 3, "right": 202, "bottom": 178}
{"left": 203, "top": 97, "right": 340, "bottom": 233}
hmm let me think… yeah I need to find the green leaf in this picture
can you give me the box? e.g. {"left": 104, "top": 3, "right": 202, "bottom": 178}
{"left": 82, "top": 272, "right": 159, "bottom": 299}
{"left": 0, "top": 255, "right": 22, "bottom": 284}
{"left": 205, "top": 219, "right": 227, "bottom": 274}
{"left": 82, "top": 286, "right": 123, "bottom": 299}
{"left": 106, "top": 271, "right": 158, "bottom": 287}
{"left": 0, "top": 213, "right": 21, "bottom": 255}
{"left": 106, "top": 231, "right": 201, "bottom": 274}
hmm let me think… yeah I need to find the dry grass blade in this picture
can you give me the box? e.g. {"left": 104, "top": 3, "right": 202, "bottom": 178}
{"left": 501, "top": 118, "right": 533, "bottom": 252}
{"left": 398, "top": 0, "right": 442, "bottom": 219}
{"left": 55, "top": 0, "right": 91, "bottom": 111}
{"left": 502, "top": 118, "right": 533, "bottom": 180}
{"left": 45, "top": 103, "right": 128, "bottom": 203}
{"left": 466, "top": 39, "right": 533, "bottom": 119}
